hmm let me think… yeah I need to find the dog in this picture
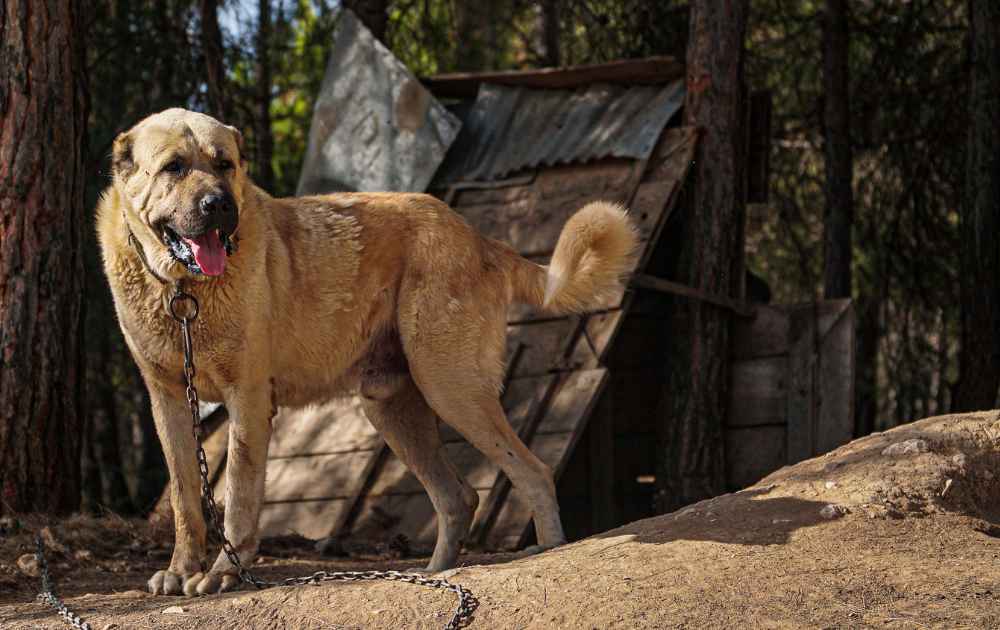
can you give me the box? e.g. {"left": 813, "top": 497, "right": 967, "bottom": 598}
{"left": 96, "top": 108, "right": 637, "bottom": 596}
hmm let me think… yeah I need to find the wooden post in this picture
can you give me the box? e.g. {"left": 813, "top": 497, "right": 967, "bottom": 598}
{"left": 654, "top": 0, "right": 749, "bottom": 513}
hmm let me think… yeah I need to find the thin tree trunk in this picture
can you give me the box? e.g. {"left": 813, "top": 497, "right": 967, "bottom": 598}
{"left": 542, "top": 0, "right": 561, "bottom": 67}
{"left": 854, "top": 294, "right": 880, "bottom": 436}
{"left": 255, "top": 0, "right": 275, "bottom": 191}
{"left": 344, "top": 0, "right": 388, "bottom": 43}
{"left": 0, "top": 0, "right": 88, "bottom": 514}
{"left": 201, "top": 0, "right": 229, "bottom": 121}
{"left": 954, "top": 0, "right": 1000, "bottom": 412}
{"left": 655, "top": 0, "right": 749, "bottom": 513}
{"left": 822, "top": 0, "right": 853, "bottom": 299}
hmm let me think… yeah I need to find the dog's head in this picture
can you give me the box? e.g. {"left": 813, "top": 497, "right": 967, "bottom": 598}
{"left": 112, "top": 108, "right": 247, "bottom": 278}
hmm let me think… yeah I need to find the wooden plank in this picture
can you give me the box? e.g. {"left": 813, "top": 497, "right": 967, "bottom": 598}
{"left": 725, "top": 425, "right": 786, "bottom": 490}
{"left": 423, "top": 56, "right": 685, "bottom": 99}
{"left": 816, "top": 302, "right": 855, "bottom": 454}
{"left": 732, "top": 304, "right": 790, "bottom": 359}
{"left": 634, "top": 126, "right": 699, "bottom": 272}
{"left": 567, "top": 309, "right": 626, "bottom": 369}
{"left": 728, "top": 357, "right": 788, "bottom": 428}
{"left": 268, "top": 398, "right": 379, "bottom": 458}
{"left": 262, "top": 451, "right": 380, "bottom": 502}
{"left": 259, "top": 498, "right": 350, "bottom": 540}
{"left": 786, "top": 307, "right": 818, "bottom": 465}
{"left": 505, "top": 319, "right": 580, "bottom": 377}
{"left": 455, "top": 161, "right": 636, "bottom": 256}
{"left": 368, "top": 442, "right": 501, "bottom": 496}
{"left": 481, "top": 368, "right": 609, "bottom": 549}
{"left": 632, "top": 273, "right": 756, "bottom": 317}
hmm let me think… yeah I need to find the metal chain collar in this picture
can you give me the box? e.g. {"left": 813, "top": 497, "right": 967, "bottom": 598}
{"left": 35, "top": 282, "right": 478, "bottom": 630}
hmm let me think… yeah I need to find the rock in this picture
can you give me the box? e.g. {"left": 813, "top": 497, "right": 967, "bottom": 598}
{"left": 825, "top": 481, "right": 837, "bottom": 489}
{"left": 17, "top": 553, "right": 39, "bottom": 577}
{"left": 820, "top": 504, "right": 847, "bottom": 520}
{"left": 74, "top": 549, "right": 93, "bottom": 562}
{"left": 162, "top": 606, "right": 186, "bottom": 614}
{"left": 881, "top": 439, "right": 928, "bottom": 457}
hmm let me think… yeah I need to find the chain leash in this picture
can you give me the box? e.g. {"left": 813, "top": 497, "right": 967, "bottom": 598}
{"left": 35, "top": 282, "right": 478, "bottom": 630}
{"left": 34, "top": 536, "right": 93, "bottom": 630}
{"left": 169, "top": 283, "right": 479, "bottom": 629}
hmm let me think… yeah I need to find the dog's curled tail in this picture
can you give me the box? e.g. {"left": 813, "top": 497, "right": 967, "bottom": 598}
{"left": 511, "top": 201, "right": 638, "bottom": 314}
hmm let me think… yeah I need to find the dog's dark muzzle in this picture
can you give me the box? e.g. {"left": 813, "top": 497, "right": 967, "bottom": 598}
{"left": 198, "top": 192, "right": 239, "bottom": 237}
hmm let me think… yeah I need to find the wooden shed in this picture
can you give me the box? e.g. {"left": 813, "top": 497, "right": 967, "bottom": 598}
{"left": 189, "top": 57, "right": 855, "bottom": 553}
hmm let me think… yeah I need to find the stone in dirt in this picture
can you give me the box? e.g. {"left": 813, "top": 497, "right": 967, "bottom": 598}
{"left": 881, "top": 438, "right": 929, "bottom": 457}
{"left": 16, "top": 553, "right": 39, "bottom": 577}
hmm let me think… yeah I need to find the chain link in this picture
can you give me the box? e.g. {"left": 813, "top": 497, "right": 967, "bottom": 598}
{"left": 35, "top": 537, "right": 92, "bottom": 630}
{"left": 172, "top": 283, "right": 479, "bottom": 629}
{"left": 37, "top": 283, "right": 478, "bottom": 630}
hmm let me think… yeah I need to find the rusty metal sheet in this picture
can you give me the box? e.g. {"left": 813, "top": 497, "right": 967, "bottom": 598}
{"left": 432, "top": 79, "right": 685, "bottom": 185}
{"left": 297, "top": 9, "right": 461, "bottom": 195}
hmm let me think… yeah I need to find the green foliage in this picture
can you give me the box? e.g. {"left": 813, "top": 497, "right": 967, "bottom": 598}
{"left": 747, "top": 0, "right": 967, "bottom": 425}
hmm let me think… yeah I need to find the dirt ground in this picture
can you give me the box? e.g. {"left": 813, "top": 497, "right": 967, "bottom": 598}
{"left": 3, "top": 411, "right": 1000, "bottom": 629}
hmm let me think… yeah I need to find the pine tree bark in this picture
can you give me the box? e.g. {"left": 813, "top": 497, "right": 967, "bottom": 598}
{"left": 954, "top": 0, "right": 1000, "bottom": 412}
{"left": 255, "top": 0, "right": 275, "bottom": 192}
{"left": 0, "top": 0, "right": 88, "bottom": 513}
{"left": 655, "top": 0, "right": 749, "bottom": 513}
{"left": 822, "top": 0, "right": 853, "bottom": 299}
{"left": 201, "top": 0, "right": 229, "bottom": 122}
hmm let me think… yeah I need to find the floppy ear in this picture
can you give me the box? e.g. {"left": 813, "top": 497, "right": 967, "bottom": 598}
{"left": 226, "top": 125, "right": 247, "bottom": 165}
{"left": 111, "top": 131, "right": 136, "bottom": 179}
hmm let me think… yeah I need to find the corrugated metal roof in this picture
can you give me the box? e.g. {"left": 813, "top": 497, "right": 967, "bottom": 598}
{"left": 431, "top": 79, "right": 685, "bottom": 186}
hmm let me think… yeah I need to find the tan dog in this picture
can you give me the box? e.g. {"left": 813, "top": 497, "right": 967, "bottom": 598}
{"left": 97, "top": 108, "right": 637, "bottom": 596}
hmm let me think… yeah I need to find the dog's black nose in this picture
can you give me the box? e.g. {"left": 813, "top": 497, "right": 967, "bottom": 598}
{"left": 199, "top": 193, "right": 236, "bottom": 217}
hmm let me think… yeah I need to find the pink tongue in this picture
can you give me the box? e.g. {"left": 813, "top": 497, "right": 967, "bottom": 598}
{"left": 183, "top": 231, "right": 227, "bottom": 276}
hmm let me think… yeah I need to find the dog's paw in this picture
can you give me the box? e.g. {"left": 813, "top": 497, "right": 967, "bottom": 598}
{"left": 149, "top": 569, "right": 197, "bottom": 595}
{"left": 183, "top": 570, "right": 241, "bottom": 596}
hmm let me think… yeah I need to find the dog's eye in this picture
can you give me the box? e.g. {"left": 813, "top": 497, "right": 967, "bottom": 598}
{"left": 162, "top": 160, "right": 183, "bottom": 174}
{"left": 217, "top": 159, "right": 234, "bottom": 171}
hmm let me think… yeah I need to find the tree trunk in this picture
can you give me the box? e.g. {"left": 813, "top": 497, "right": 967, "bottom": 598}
{"left": 0, "top": 0, "right": 88, "bottom": 514}
{"left": 655, "top": 0, "right": 749, "bottom": 513}
{"left": 255, "top": 0, "right": 275, "bottom": 191}
{"left": 542, "top": 0, "right": 561, "bottom": 67}
{"left": 854, "top": 294, "right": 880, "bottom": 436}
{"left": 344, "top": 0, "right": 388, "bottom": 43}
{"left": 200, "top": 0, "right": 229, "bottom": 122}
{"left": 822, "top": 0, "right": 854, "bottom": 300}
{"left": 954, "top": 0, "right": 1000, "bottom": 412}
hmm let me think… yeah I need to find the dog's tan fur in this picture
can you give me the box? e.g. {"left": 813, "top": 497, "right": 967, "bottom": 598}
{"left": 97, "top": 108, "right": 637, "bottom": 596}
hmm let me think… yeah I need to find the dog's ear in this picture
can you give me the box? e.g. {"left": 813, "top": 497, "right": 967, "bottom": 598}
{"left": 111, "top": 131, "right": 136, "bottom": 179}
{"left": 226, "top": 125, "right": 247, "bottom": 165}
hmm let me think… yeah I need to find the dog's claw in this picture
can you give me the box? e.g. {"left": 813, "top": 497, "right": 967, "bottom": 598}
{"left": 191, "top": 570, "right": 240, "bottom": 596}
{"left": 149, "top": 569, "right": 188, "bottom": 596}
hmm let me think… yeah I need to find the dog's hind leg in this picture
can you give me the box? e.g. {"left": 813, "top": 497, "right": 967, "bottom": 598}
{"left": 360, "top": 376, "right": 479, "bottom": 573}
{"left": 415, "top": 384, "right": 567, "bottom": 553}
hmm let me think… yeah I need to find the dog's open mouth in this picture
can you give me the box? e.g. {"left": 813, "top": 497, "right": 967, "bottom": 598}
{"left": 163, "top": 227, "right": 235, "bottom": 276}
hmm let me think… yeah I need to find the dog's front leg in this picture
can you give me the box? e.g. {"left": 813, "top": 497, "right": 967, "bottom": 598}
{"left": 146, "top": 382, "right": 208, "bottom": 596}
{"left": 188, "top": 384, "right": 272, "bottom": 595}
